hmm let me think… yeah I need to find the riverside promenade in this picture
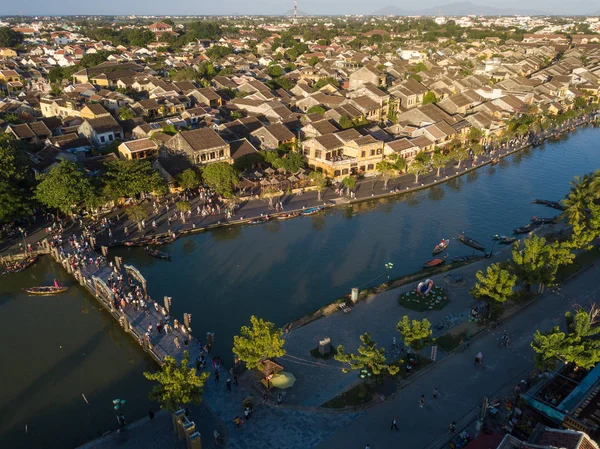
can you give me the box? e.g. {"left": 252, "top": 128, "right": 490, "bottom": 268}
{"left": 1, "top": 116, "right": 596, "bottom": 261}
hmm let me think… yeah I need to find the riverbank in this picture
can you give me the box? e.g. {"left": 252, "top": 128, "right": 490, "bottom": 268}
{"left": 1, "top": 115, "right": 596, "bottom": 261}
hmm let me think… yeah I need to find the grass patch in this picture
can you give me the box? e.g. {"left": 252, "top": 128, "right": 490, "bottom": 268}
{"left": 435, "top": 331, "right": 469, "bottom": 353}
{"left": 393, "top": 354, "right": 433, "bottom": 380}
{"left": 322, "top": 382, "right": 379, "bottom": 409}
{"left": 309, "top": 344, "right": 337, "bottom": 360}
{"left": 556, "top": 246, "right": 600, "bottom": 282}
{"left": 398, "top": 286, "right": 450, "bottom": 312}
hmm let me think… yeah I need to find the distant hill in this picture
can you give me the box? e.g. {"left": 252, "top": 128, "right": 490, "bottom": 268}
{"left": 371, "top": 6, "right": 411, "bottom": 15}
{"left": 371, "top": 1, "right": 548, "bottom": 16}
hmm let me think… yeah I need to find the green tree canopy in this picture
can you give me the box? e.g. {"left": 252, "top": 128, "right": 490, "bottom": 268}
{"left": 309, "top": 170, "right": 328, "bottom": 201}
{"left": 512, "top": 236, "right": 574, "bottom": 288}
{"left": 0, "top": 27, "right": 23, "bottom": 47}
{"left": 177, "top": 168, "right": 200, "bottom": 190}
{"left": 396, "top": 316, "right": 432, "bottom": 350}
{"left": 470, "top": 263, "right": 517, "bottom": 304}
{"left": 338, "top": 115, "right": 354, "bottom": 129}
{"left": 408, "top": 160, "right": 427, "bottom": 183}
{"left": 449, "top": 146, "right": 469, "bottom": 167}
{"left": 342, "top": 176, "right": 356, "bottom": 190}
{"left": 431, "top": 151, "right": 448, "bottom": 177}
{"left": 423, "top": 91, "right": 437, "bottom": 105}
{"left": 233, "top": 316, "right": 286, "bottom": 370}
{"left": 103, "top": 160, "right": 165, "bottom": 200}
{"left": 143, "top": 351, "right": 210, "bottom": 412}
{"left": 35, "top": 160, "right": 95, "bottom": 215}
{"left": 376, "top": 160, "right": 396, "bottom": 189}
{"left": 531, "top": 309, "right": 600, "bottom": 370}
{"left": 307, "top": 105, "right": 326, "bottom": 115}
{"left": 201, "top": 162, "right": 238, "bottom": 197}
{"left": 127, "top": 204, "right": 148, "bottom": 230}
{"left": 117, "top": 106, "right": 135, "bottom": 121}
{"left": 335, "top": 332, "right": 399, "bottom": 376}
{"left": 271, "top": 151, "right": 304, "bottom": 173}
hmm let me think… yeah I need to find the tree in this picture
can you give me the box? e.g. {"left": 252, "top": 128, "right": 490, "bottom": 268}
{"left": 408, "top": 160, "right": 427, "bottom": 183}
{"left": 143, "top": 351, "right": 209, "bottom": 412}
{"left": 308, "top": 56, "right": 320, "bottom": 67}
{"left": 342, "top": 176, "right": 356, "bottom": 191}
{"left": 272, "top": 151, "right": 305, "bottom": 173}
{"left": 233, "top": 316, "right": 286, "bottom": 370}
{"left": 307, "top": 105, "right": 326, "bottom": 115}
{"left": 177, "top": 169, "right": 200, "bottom": 191}
{"left": 531, "top": 308, "right": 600, "bottom": 370}
{"left": 0, "top": 27, "right": 23, "bottom": 47}
{"left": 338, "top": 115, "right": 354, "bottom": 129}
{"left": 423, "top": 91, "right": 437, "bottom": 105}
{"left": 470, "top": 263, "right": 517, "bottom": 304}
{"left": 468, "top": 127, "right": 482, "bottom": 143}
{"left": 391, "top": 154, "right": 408, "bottom": 173}
{"left": 103, "top": 160, "right": 165, "bottom": 200}
{"left": 127, "top": 204, "right": 148, "bottom": 231}
{"left": 266, "top": 64, "right": 283, "bottom": 78}
{"left": 396, "top": 316, "right": 432, "bottom": 350}
{"left": 35, "top": 160, "right": 95, "bottom": 216}
{"left": 512, "top": 235, "right": 574, "bottom": 289}
{"left": 335, "top": 332, "right": 399, "bottom": 376}
{"left": 376, "top": 160, "right": 396, "bottom": 189}
{"left": 117, "top": 107, "right": 135, "bottom": 121}
{"left": 450, "top": 146, "right": 469, "bottom": 168}
{"left": 431, "top": 151, "right": 448, "bottom": 177}
{"left": 0, "top": 179, "right": 31, "bottom": 223}
{"left": 309, "top": 171, "right": 328, "bottom": 201}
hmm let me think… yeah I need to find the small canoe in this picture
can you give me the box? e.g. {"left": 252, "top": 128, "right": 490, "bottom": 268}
{"left": 302, "top": 206, "right": 324, "bottom": 216}
{"left": 145, "top": 247, "right": 171, "bottom": 260}
{"left": 458, "top": 234, "right": 486, "bottom": 252}
{"left": 532, "top": 199, "right": 566, "bottom": 211}
{"left": 151, "top": 235, "right": 176, "bottom": 245}
{"left": 23, "top": 286, "right": 68, "bottom": 295}
{"left": 423, "top": 258, "right": 445, "bottom": 268}
{"left": 492, "top": 234, "right": 517, "bottom": 244}
{"left": 531, "top": 217, "right": 557, "bottom": 225}
{"left": 432, "top": 239, "right": 449, "bottom": 255}
{"left": 248, "top": 216, "right": 270, "bottom": 225}
{"left": 3, "top": 255, "right": 38, "bottom": 274}
{"left": 514, "top": 223, "right": 540, "bottom": 234}
{"left": 277, "top": 211, "right": 301, "bottom": 221}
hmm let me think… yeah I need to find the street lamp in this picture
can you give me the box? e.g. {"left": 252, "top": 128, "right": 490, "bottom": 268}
{"left": 385, "top": 262, "right": 394, "bottom": 282}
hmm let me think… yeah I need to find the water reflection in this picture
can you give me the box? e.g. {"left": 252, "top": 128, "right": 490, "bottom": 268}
{"left": 446, "top": 177, "right": 463, "bottom": 192}
{"left": 428, "top": 186, "right": 445, "bottom": 201}
{"left": 467, "top": 170, "right": 479, "bottom": 183}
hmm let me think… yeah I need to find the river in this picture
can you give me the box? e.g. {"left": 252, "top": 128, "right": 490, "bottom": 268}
{"left": 1, "top": 125, "right": 599, "bottom": 448}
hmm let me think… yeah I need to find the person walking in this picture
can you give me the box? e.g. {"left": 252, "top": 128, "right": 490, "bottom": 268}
{"left": 214, "top": 370, "right": 220, "bottom": 383}
{"left": 234, "top": 373, "right": 239, "bottom": 386}
{"left": 391, "top": 417, "right": 399, "bottom": 431}
{"left": 277, "top": 393, "right": 282, "bottom": 406}
{"left": 148, "top": 410, "right": 155, "bottom": 422}
{"left": 432, "top": 387, "right": 439, "bottom": 399}
{"left": 174, "top": 337, "right": 181, "bottom": 349}
{"left": 226, "top": 378, "right": 232, "bottom": 392}
{"left": 450, "top": 421, "right": 456, "bottom": 432}
{"left": 420, "top": 394, "right": 425, "bottom": 408}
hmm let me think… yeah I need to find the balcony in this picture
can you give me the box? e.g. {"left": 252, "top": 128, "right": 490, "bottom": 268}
{"left": 316, "top": 156, "right": 358, "bottom": 167}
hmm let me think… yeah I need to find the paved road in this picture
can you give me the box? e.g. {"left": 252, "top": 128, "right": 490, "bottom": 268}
{"left": 314, "top": 262, "right": 600, "bottom": 449}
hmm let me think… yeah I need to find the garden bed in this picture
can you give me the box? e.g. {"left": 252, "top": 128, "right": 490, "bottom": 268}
{"left": 398, "top": 286, "right": 449, "bottom": 311}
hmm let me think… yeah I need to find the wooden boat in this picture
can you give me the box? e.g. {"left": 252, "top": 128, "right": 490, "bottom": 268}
{"left": 532, "top": 199, "right": 566, "bottom": 211}
{"left": 248, "top": 216, "right": 270, "bottom": 225}
{"left": 514, "top": 223, "right": 540, "bottom": 234}
{"left": 302, "top": 206, "right": 324, "bottom": 216}
{"left": 23, "top": 286, "right": 68, "bottom": 295}
{"left": 432, "top": 239, "right": 449, "bottom": 255}
{"left": 145, "top": 247, "right": 171, "bottom": 260}
{"left": 458, "top": 234, "right": 486, "bottom": 252}
{"left": 531, "top": 217, "right": 557, "bottom": 225}
{"left": 493, "top": 234, "right": 517, "bottom": 244}
{"left": 3, "top": 255, "right": 38, "bottom": 274}
{"left": 277, "top": 211, "right": 301, "bottom": 221}
{"left": 423, "top": 258, "right": 445, "bottom": 268}
{"left": 151, "top": 235, "right": 175, "bottom": 245}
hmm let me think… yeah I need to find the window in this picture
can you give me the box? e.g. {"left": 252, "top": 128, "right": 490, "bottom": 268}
{"left": 100, "top": 136, "right": 105, "bottom": 143}
{"left": 370, "top": 150, "right": 375, "bottom": 156}
{"left": 210, "top": 152, "right": 215, "bottom": 160}
{"left": 367, "top": 164, "right": 374, "bottom": 170}
{"left": 219, "top": 150, "right": 224, "bottom": 157}
{"left": 108, "top": 134, "right": 114, "bottom": 142}
{"left": 303, "top": 148, "right": 310, "bottom": 156}
{"left": 314, "top": 150, "right": 322, "bottom": 159}
{"left": 201, "top": 153, "right": 207, "bottom": 161}
{"left": 360, "top": 165, "right": 365, "bottom": 172}
{"left": 334, "top": 170, "right": 341, "bottom": 177}
{"left": 341, "top": 169, "right": 349, "bottom": 175}
{"left": 361, "top": 151, "right": 366, "bottom": 158}
{"left": 115, "top": 133, "right": 121, "bottom": 139}
{"left": 376, "top": 148, "right": 382, "bottom": 155}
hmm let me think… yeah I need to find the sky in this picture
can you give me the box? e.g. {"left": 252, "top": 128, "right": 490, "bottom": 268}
{"left": 2, "top": 0, "right": 598, "bottom": 17}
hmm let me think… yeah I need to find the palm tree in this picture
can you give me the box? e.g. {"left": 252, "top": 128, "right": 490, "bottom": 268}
{"left": 562, "top": 175, "right": 592, "bottom": 227}
{"left": 408, "top": 161, "right": 427, "bottom": 184}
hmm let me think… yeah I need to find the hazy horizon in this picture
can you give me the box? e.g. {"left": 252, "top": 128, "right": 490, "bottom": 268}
{"left": 2, "top": 0, "right": 599, "bottom": 17}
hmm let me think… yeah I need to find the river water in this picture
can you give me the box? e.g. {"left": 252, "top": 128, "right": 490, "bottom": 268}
{"left": 2, "top": 125, "right": 599, "bottom": 448}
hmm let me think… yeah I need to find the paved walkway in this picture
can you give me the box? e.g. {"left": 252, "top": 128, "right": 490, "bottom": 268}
{"left": 2, "top": 117, "right": 593, "bottom": 262}
{"left": 313, "top": 261, "right": 600, "bottom": 449}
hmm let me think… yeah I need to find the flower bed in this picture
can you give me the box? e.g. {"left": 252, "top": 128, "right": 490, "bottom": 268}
{"left": 397, "top": 286, "right": 449, "bottom": 311}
